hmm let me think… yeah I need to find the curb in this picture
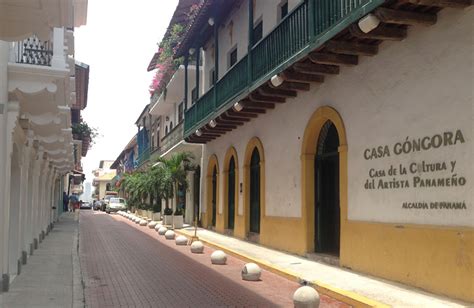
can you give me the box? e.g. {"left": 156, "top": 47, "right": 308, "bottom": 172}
{"left": 175, "top": 229, "right": 389, "bottom": 308}
{"left": 72, "top": 213, "right": 85, "bottom": 308}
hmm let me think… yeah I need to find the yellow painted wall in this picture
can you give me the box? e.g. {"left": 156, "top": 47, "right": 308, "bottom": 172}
{"left": 341, "top": 222, "right": 474, "bottom": 302}
{"left": 260, "top": 217, "right": 306, "bottom": 255}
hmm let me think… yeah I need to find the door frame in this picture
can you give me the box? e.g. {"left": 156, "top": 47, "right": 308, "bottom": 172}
{"left": 301, "top": 106, "right": 347, "bottom": 254}
{"left": 206, "top": 154, "right": 219, "bottom": 228}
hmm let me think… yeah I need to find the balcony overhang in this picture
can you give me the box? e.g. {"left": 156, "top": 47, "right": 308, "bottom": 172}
{"left": 8, "top": 63, "right": 69, "bottom": 96}
{"left": 0, "top": 0, "right": 75, "bottom": 41}
{"left": 73, "top": 0, "right": 88, "bottom": 27}
{"left": 160, "top": 140, "right": 202, "bottom": 161}
{"left": 149, "top": 65, "right": 197, "bottom": 116}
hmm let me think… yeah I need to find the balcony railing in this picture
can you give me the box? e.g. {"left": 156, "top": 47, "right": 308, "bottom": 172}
{"left": 161, "top": 121, "right": 184, "bottom": 154}
{"left": 15, "top": 35, "right": 53, "bottom": 66}
{"left": 184, "top": 0, "right": 384, "bottom": 136}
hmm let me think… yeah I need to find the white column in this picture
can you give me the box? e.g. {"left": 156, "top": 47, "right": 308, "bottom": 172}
{"left": 30, "top": 151, "right": 42, "bottom": 248}
{"left": 24, "top": 142, "right": 37, "bottom": 254}
{"left": 185, "top": 171, "right": 194, "bottom": 224}
{"left": 51, "top": 28, "right": 66, "bottom": 69}
{"left": 44, "top": 165, "right": 54, "bottom": 233}
{"left": 0, "top": 40, "right": 10, "bottom": 285}
{"left": 18, "top": 140, "right": 33, "bottom": 257}
{"left": 1, "top": 101, "right": 19, "bottom": 279}
{"left": 36, "top": 156, "right": 48, "bottom": 240}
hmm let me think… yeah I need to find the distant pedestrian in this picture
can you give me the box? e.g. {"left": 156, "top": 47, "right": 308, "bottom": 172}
{"left": 63, "top": 192, "right": 69, "bottom": 212}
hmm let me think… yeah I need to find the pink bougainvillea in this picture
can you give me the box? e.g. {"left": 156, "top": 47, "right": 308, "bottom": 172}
{"left": 149, "top": 23, "right": 186, "bottom": 96}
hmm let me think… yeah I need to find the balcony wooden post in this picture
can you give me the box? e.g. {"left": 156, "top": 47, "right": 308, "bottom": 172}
{"left": 307, "top": 0, "right": 315, "bottom": 40}
{"left": 195, "top": 46, "right": 200, "bottom": 100}
{"left": 247, "top": 0, "right": 253, "bottom": 84}
{"left": 184, "top": 55, "right": 188, "bottom": 110}
{"left": 213, "top": 18, "right": 219, "bottom": 109}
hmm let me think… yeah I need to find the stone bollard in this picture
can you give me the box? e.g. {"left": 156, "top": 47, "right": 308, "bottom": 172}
{"left": 293, "top": 286, "right": 320, "bottom": 308}
{"left": 190, "top": 241, "right": 204, "bottom": 253}
{"left": 211, "top": 250, "right": 227, "bottom": 265}
{"left": 175, "top": 235, "right": 188, "bottom": 245}
{"left": 158, "top": 226, "right": 168, "bottom": 235}
{"left": 148, "top": 221, "right": 158, "bottom": 229}
{"left": 241, "top": 263, "right": 262, "bottom": 281}
{"left": 139, "top": 219, "right": 147, "bottom": 226}
{"left": 154, "top": 224, "right": 162, "bottom": 231}
{"left": 165, "top": 230, "right": 175, "bottom": 240}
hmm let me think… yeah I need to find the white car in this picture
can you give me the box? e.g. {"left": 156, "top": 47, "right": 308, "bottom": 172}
{"left": 105, "top": 197, "right": 127, "bottom": 214}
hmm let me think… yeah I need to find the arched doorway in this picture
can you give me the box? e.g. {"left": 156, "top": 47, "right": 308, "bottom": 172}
{"left": 249, "top": 148, "right": 260, "bottom": 234}
{"left": 227, "top": 157, "right": 236, "bottom": 230}
{"left": 301, "top": 106, "right": 347, "bottom": 255}
{"left": 315, "top": 121, "right": 340, "bottom": 255}
{"left": 211, "top": 166, "right": 217, "bottom": 227}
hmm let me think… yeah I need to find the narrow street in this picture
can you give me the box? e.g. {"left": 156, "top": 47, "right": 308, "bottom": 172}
{"left": 80, "top": 210, "right": 341, "bottom": 307}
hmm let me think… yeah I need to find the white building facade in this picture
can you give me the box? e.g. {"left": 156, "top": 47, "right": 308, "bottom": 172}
{"left": 0, "top": 0, "right": 88, "bottom": 292}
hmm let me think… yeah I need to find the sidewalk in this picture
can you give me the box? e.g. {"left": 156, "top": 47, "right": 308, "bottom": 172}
{"left": 0, "top": 211, "right": 83, "bottom": 308}
{"left": 175, "top": 227, "right": 471, "bottom": 308}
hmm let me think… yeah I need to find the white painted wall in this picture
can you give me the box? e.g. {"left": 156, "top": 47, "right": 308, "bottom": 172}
{"left": 201, "top": 7, "right": 474, "bottom": 228}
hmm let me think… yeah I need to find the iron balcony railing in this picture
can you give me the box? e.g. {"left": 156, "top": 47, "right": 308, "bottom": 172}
{"left": 161, "top": 121, "right": 184, "bottom": 154}
{"left": 184, "top": 0, "right": 384, "bottom": 136}
{"left": 15, "top": 35, "right": 53, "bottom": 66}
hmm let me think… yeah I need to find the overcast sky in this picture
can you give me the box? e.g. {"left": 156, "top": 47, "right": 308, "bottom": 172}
{"left": 75, "top": 0, "right": 179, "bottom": 187}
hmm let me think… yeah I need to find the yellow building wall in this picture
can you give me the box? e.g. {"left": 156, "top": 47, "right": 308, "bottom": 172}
{"left": 341, "top": 222, "right": 473, "bottom": 302}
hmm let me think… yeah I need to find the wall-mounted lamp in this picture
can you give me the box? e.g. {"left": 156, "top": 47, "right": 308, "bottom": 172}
{"left": 189, "top": 48, "right": 195, "bottom": 55}
{"left": 358, "top": 14, "right": 380, "bottom": 33}
{"left": 209, "top": 119, "right": 217, "bottom": 128}
{"left": 195, "top": 129, "right": 202, "bottom": 137}
{"left": 233, "top": 102, "right": 243, "bottom": 112}
{"left": 208, "top": 17, "right": 215, "bottom": 26}
{"left": 270, "top": 74, "right": 284, "bottom": 87}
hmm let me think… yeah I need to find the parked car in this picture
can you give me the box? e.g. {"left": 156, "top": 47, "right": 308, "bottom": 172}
{"left": 106, "top": 197, "right": 127, "bottom": 214}
{"left": 80, "top": 201, "right": 92, "bottom": 209}
{"left": 93, "top": 200, "right": 102, "bottom": 210}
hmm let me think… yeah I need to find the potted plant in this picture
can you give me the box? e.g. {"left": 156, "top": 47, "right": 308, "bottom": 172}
{"left": 163, "top": 207, "right": 173, "bottom": 226}
{"left": 71, "top": 120, "right": 98, "bottom": 156}
{"left": 173, "top": 207, "right": 184, "bottom": 229}
{"left": 152, "top": 201, "right": 162, "bottom": 221}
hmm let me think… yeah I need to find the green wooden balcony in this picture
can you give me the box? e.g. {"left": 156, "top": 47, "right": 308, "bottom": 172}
{"left": 184, "top": 0, "right": 384, "bottom": 137}
{"left": 137, "top": 146, "right": 151, "bottom": 167}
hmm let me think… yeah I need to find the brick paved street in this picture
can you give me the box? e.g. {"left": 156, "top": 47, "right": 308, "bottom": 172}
{"left": 79, "top": 210, "right": 350, "bottom": 307}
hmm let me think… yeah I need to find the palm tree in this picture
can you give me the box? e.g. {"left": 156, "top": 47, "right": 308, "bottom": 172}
{"left": 156, "top": 152, "right": 195, "bottom": 215}
{"left": 148, "top": 162, "right": 173, "bottom": 213}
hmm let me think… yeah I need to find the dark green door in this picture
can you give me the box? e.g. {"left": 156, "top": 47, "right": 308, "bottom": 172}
{"left": 212, "top": 166, "right": 217, "bottom": 227}
{"left": 315, "top": 121, "right": 340, "bottom": 256}
{"left": 193, "top": 167, "right": 200, "bottom": 224}
{"left": 228, "top": 157, "right": 236, "bottom": 229}
{"left": 250, "top": 148, "right": 260, "bottom": 233}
